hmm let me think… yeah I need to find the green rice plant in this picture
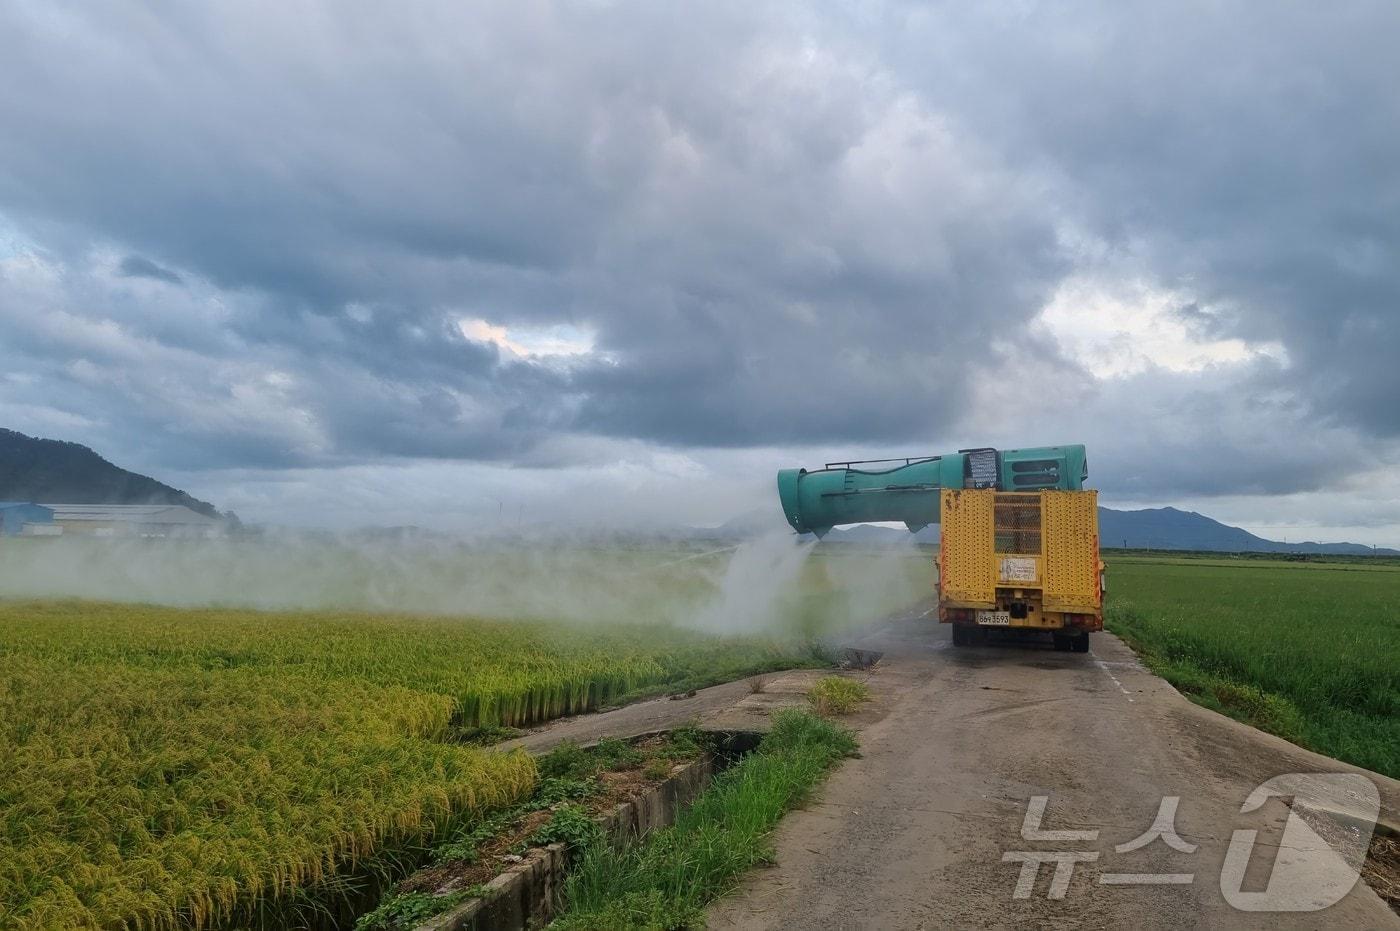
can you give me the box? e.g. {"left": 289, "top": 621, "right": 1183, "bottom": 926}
{"left": 806, "top": 675, "right": 871, "bottom": 715}
{"left": 1105, "top": 555, "right": 1400, "bottom": 778}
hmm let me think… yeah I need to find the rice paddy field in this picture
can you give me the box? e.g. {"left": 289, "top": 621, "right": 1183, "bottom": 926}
{"left": 0, "top": 539, "right": 932, "bottom": 930}
{"left": 0, "top": 599, "right": 825, "bottom": 931}
{"left": 1105, "top": 553, "right": 1400, "bottom": 779}
{"left": 10, "top": 541, "right": 1396, "bottom": 930}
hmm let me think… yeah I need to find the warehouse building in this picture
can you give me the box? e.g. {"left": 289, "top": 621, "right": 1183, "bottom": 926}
{"left": 0, "top": 502, "right": 56, "bottom": 536}
{"left": 43, "top": 504, "right": 224, "bottom": 539}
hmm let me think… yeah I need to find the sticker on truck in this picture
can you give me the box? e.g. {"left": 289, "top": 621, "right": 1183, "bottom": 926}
{"left": 998, "top": 556, "right": 1037, "bottom": 583}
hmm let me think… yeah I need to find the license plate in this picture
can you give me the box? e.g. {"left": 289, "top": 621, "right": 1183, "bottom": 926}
{"left": 977, "top": 611, "right": 1011, "bottom": 626}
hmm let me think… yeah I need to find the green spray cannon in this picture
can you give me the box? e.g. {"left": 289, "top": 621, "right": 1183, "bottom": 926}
{"left": 776, "top": 445, "right": 1088, "bottom": 537}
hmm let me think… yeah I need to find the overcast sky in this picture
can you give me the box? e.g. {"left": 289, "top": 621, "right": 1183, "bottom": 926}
{"left": 2, "top": 2, "right": 1398, "bottom": 543}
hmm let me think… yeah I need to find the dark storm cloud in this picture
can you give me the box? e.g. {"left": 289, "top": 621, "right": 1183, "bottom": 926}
{"left": 883, "top": 2, "right": 1400, "bottom": 438}
{"left": 0, "top": 1, "right": 1064, "bottom": 467}
{"left": 0, "top": 1, "right": 1397, "bottom": 503}
{"left": 118, "top": 255, "right": 183, "bottom": 286}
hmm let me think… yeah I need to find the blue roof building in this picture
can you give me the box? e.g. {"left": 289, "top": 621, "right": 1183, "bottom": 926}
{"left": 0, "top": 502, "right": 55, "bottom": 536}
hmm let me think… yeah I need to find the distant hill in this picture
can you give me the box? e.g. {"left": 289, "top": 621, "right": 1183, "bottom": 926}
{"left": 718, "top": 502, "right": 1396, "bottom": 556}
{"left": 1096, "top": 506, "right": 1397, "bottom": 556}
{"left": 0, "top": 428, "right": 219, "bottom": 517}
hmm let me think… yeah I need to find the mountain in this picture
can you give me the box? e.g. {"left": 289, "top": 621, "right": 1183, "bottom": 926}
{"left": 0, "top": 428, "right": 220, "bottom": 517}
{"left": 1096, "top": 506, "right": 1397, "bottom": 556}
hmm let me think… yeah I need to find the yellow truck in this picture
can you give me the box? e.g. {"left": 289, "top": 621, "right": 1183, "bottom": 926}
{"left": 938, "top": 488, "right": 1104, "bottom": 651}
{"left": 777, "top": 444, "right": 1104, "bottom": 651}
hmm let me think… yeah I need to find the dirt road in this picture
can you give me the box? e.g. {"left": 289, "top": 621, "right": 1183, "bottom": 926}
{"left": 708, "top": 608, "right": 1400, "bottom": 930}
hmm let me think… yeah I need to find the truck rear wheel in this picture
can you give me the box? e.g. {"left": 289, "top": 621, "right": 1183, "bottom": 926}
{"left": 1055, "top": 632, "right": 1091, "bottom": 652}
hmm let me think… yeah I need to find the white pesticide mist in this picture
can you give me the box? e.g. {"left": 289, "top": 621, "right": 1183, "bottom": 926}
{"left": 0, "top": 530, "right": 933, "bottom": 637}
{"left": 689, "top": 532, "right": 818, "bottom": 634}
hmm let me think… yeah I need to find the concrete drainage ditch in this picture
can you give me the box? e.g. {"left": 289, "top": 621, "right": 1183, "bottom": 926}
{"left": 414, "top": 730, "right": 761, "bottom": 931}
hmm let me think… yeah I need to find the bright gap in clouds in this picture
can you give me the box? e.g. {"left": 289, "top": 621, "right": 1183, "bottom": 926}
{"left": 460, "top": 318, "right": 596, "bottom": 360}
{"left": 1037, "top": 277, "right": 1288, "bottom": 378}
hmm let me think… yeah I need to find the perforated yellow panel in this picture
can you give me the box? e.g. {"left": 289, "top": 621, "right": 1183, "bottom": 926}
{"left": 939, "top": 489, "right": 997, "bottom": 607}
{"left": 1042, "top": 490, "right": 1100, "bottom": 611}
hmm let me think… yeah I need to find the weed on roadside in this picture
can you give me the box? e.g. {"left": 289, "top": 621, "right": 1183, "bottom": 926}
{"left": 551, "top": 710, "right": 857, "bottom": 930}
{"left": 807, "top": 676, "right": 871, "bottom": 715}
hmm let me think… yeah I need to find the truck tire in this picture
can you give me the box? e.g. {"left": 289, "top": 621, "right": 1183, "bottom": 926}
{"left": 952, "top": 624, "right": 967, "bottom": 646}
{"left": 1052, "top": 633, "right": 1070, "bottom": 651}
{"left": 1072, "top": 633, "right": 1090, "bottom": 653}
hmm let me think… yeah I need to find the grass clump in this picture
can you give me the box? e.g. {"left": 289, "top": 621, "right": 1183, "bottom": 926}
{"left": 551, "top": 710, "right": 857, "bottom": 930}
{"left": 656, "top": 725, "right": 712, "bottom": 761}
{"left": 593, "top": 736, "right": 646, "bottom": 771}
{"left": 537, "top": 741, "right": 597, "bottom": 780}
{"left": 807, "top": 675, "right": 871, "bottom": 715}
{"left": 538, "top": 736, "right": 644, "bottom": 782}
{"left": 354, "top": 888, "right": 483, "bottom": 931}
{"left": 529, "top": 804, "right": 604, "bottom": 849}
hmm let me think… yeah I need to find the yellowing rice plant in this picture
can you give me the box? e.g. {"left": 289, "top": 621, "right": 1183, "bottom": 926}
{"left": 0, "top": 600, "right": 811, "bottom": 930}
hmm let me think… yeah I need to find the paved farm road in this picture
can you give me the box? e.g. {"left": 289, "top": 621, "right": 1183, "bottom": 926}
{"left": 708, "top": 608, "right": 1399, "bottom": 930}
